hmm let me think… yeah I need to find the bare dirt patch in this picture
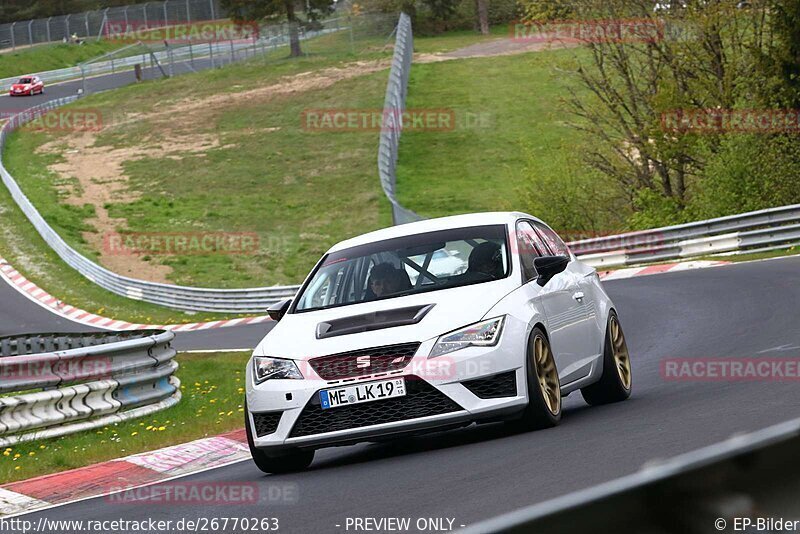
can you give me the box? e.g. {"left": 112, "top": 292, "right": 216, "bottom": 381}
{"left": 36, "top": 132, "right": 227, "bottom": 282}
{"left": 416, "top": 36, "right": 577, "bottom": 64}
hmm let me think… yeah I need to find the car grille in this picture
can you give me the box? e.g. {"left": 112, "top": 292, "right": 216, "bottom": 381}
{"left": 288, "top": 376, "right": 462, "bottom": 438}
{"left": 462, "top": 371, "right": 518, "bottom": 399}
{"left": 252, "top": 412, "right": 282, "bottom": 437}
{"left": 308, "top": 342, "right": 420, "bottom": 381}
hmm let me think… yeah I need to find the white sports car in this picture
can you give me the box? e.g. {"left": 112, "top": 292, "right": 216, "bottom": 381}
{"left": 245, "top": 212, "right": 632, "bottom": 473}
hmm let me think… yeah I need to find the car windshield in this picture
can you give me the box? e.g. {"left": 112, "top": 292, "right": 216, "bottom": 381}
{"left": 19, "top": 78, "right": 32, "bottom": 84}
{"left": 294, "top": 224, "right": 510, "bottom": 312}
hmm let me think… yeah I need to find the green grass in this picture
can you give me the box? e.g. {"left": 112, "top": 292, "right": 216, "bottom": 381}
{"left": 0, "top": 351, "right": 249, "bottom": 485}
{"left": 396, "top": 47, "right": 586, "bottom": 217}
{"left": 702, "top": 246, "right": 800, "bottom": 263}
{"left": 0, "top": 41, "right": 128, "bottom": 79}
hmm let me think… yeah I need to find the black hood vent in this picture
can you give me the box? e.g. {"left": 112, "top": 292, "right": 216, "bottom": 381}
{"left": 316, "top": 304, "right": 435, "bottom": 339}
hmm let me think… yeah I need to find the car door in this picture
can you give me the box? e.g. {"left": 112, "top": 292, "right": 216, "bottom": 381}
{"left": 516, "top": 221, "right": 590, "bottom": 384}
{"left": 532, "top": 221, "right": 603, "bottom": 361}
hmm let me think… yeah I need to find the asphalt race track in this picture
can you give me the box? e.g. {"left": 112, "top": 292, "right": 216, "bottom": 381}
{"left": 0, "top": 269, "right": 273, "bottom": 350}
{"left": 7, "top": 256, "right": 799, "bottom": 531}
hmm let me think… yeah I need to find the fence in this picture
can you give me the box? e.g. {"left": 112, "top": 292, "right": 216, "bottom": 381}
{"left": 0, "top": 0, "right": 221, "bottom": 51}
{"left": 0, "top": 330, "right": 179, "bottom": 447}
{"left": 377, "top": 12, "right": 423, "bottom": 226}
{"left": 0, "top": 16, "right": 353, "bottom": 95}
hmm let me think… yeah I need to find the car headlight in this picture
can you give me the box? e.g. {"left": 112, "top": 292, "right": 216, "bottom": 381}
{"left": 429, "top": 316, "right": 505, "bottom": 358}
{"left": 253, "top": 356, "right": 303, "bottom": 383}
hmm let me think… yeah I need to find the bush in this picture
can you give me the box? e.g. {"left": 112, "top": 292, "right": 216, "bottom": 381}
{"left": 517, "top": 0, "right": 575, "bottom": 23}
{"left": 689, "top": 134, "right": 800, "bottom": 220}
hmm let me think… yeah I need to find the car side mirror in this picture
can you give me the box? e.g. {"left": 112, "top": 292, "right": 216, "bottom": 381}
{"left": 534, "top": 255, "right": 569, "bottom": 286}
{"left": 267, "top": 299, "right": 292, "bottom": 321}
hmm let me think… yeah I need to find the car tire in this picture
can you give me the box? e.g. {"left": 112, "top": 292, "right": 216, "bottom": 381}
{"left": 581, "top": 311, "right": 632, "bottom": 406}
{"left": 511, "top": 327, "right": 562, "bottom": 430}
{"left": 245, "top": 402, "right": 314, "bottom": 474}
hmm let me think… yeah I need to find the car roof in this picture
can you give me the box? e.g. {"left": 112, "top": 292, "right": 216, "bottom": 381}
{"left": 327, "top": 211, "right": 541, "bottom": 253}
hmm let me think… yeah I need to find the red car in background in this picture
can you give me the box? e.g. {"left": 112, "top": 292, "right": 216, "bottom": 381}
{"left": 9, "top": 75, "right": 44, "bottom": 96}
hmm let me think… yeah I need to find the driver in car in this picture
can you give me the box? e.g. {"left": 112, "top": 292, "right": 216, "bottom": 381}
{"left": 367, "top": 263, "right": 409, "bottom": 298}
{"left": 466, "top": 242, "right": 504, "bottom": 279}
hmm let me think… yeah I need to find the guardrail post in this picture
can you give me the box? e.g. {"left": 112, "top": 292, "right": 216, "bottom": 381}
{"left": 209, "top": 40, "right": 214, "bottom": 67}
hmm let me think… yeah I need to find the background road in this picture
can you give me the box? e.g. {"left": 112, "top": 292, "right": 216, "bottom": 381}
{"left": 14, "top": 256, "right": 800, "bottom": 532}
{"left": 0, "top": 52, "right": 237, "bottom": 113}
{"left": 0, "top": 277, "right": 273, "bottom": 350}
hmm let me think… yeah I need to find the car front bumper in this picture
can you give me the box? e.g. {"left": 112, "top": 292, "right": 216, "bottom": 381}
{"left": 245, "top": 317, "right": 530, "bottom": 450}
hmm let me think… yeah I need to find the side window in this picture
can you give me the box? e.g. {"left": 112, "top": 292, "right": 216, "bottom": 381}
{"left": 516, "top": 221, "right": 547, "bottom": 282}
{"left": 533, "top": 222, "right": 571, "bottom": 257}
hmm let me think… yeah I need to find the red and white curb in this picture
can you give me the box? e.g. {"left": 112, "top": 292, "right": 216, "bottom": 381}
{"left": 0, "top": 257, "right": 272, "bottom": 332}
{"left": 0, "top": 429, "right": 250, "bottom": 517}
{"left": 0, "top": 255, "right": 729, "bottom": 333}
{"left": 597, "top": 260, "right": 730, "bottom": 281}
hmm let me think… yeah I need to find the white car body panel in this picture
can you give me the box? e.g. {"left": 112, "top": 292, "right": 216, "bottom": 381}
{"left": 246, "top": 212, "right": 619, "bottom": 451}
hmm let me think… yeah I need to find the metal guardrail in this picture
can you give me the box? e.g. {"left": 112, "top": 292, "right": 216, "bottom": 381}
{"left": 378, "top": 13, "right": 423, "bottom": 225}
{"left": 461, "top": 415, "right": 800, "bottom": 533}
{"left": 0, "top": 330, "right": 179, "bottom": 447}
{"left": 576, "top": 204, "right": 800, "bottom": 268}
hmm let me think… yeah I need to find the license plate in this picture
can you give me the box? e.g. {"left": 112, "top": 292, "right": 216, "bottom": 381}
{"left": 320, "top": 378, "right": 406, "bottom": 410}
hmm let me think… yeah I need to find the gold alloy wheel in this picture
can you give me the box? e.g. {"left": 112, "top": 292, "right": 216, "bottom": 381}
{"left": 610, "top": 316, "right": 632, "bottom": 390}
{"left": 533, "top": 334, "right": 561, "bottom": 415}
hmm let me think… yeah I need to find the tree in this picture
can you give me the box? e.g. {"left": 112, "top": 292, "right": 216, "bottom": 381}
{"left": 221, "top": 0, "right": 333, "bottom": 57}
{"left": 475, "top": 0, "right": 489, "bottom": 35}
{"left": 563, "top": 0, "right": 777, "bottom": 219}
